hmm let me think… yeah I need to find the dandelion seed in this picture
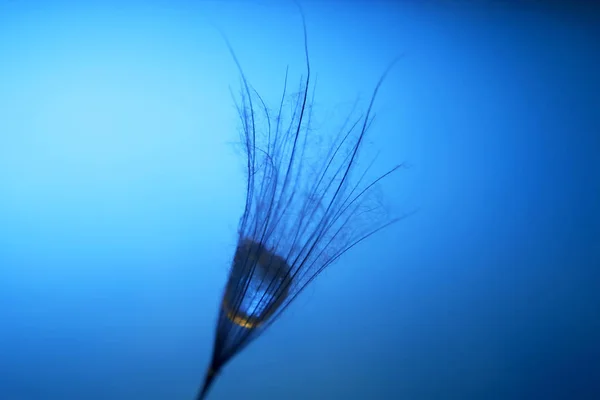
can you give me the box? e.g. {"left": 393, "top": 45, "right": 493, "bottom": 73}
{"left": 196, "top": 11, "right": 406, "bottom": 400}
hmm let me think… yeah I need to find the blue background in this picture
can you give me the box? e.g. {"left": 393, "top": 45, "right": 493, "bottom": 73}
{"left": 0, "top": 1, "right": 598, "bottom": 399}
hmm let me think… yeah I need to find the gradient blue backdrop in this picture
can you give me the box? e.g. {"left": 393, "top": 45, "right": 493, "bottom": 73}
{"left": 1, "top": 1, "right": 598, "bottom": 399}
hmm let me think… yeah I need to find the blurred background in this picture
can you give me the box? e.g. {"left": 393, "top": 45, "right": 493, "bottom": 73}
{"left": 0, "top": 0, "right": 598, "bottom": 399}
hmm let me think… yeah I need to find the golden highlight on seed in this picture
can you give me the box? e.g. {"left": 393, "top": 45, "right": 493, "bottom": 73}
{"left": 221, "top": 239, "right": 292, "bottom": 330}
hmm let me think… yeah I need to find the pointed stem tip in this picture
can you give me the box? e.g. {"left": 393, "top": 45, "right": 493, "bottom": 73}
{"left": 196, "top": 368, "right": 217, "bottom": 400}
